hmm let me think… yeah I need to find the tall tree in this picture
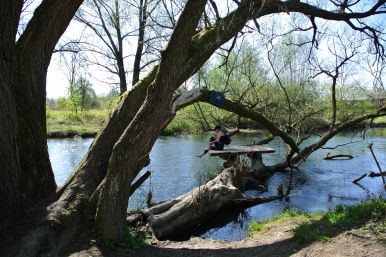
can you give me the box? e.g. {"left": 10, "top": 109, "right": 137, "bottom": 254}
{"left": 74, "top": 0, "right": 159, "bottom": 93}
{"left": 1, "top": 0, "right": 386, "bottom": 255}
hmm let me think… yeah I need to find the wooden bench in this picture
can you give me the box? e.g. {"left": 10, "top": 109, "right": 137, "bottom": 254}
{"left": 209, "top": 145, "right": 275, "bottom": 170}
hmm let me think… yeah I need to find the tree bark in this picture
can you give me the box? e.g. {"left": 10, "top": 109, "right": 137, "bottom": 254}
{"left": 0, "top": 0, "right": 23, "bottom": 223}
{"left": 95, "top": 0, "right": 209, "bottom": 242}
{"left": 13, "top": 0, "right": 84, "bottom": 201}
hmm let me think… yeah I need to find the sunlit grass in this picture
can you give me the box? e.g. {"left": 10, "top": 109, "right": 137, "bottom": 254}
{"left": 248, "top": 209, "right": 313, "bottom": 236}
{"left": 46, "top": 109, "right": 109, "bottom": 135}
{"left": 292, "top": 200, "right": 386, "bottom": 242}
{"left": 248, "top": 200, "right": 386, "bottom": 243}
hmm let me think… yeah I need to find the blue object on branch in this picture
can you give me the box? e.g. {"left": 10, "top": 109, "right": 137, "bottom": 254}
{"left": 210, "top": 91, "right": 225, "bottom": 107}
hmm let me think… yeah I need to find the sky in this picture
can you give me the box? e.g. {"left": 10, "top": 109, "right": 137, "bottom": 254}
{"left": 40, "top": 1, "right": 385, "bottom": 99}
{"left": 46, "top": 20, "right": 115, "bottom": 98}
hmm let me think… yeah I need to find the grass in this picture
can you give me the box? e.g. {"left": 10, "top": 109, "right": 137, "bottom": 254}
{"left": 374, "top": 116, "right": 386, "bottom": 124}
{"left": 47, "top": 107, "right": 202, "bottom": 137}
{"left": 92, "top": 226, "right": 149, "bottom": 251}
{"left": 292, "top": 199, "right": 386, "bottom": 242}
{"left": 248, "top": 209, "right": 305, "bottom": 236}
{"left": 46, "top": 109, "right": 109, "bottom": 136}
{"left": 249, "top": 200, "right": 386, "bottom": 243}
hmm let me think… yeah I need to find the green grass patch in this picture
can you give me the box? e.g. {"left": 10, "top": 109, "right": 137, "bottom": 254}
{"left": 292, "top": 200, "right": 386, "bottom": 242}
{"left": 47, "top": 109, "right": 109, "bottom": 135}
{"left": 374, "top": 116, "right": 386, "bottom": 124}
{"left": 248, "top": 209, "right": 309, "bottom": 236}
{"left": 248, "top": 200, "right": 386, "bottom": 243}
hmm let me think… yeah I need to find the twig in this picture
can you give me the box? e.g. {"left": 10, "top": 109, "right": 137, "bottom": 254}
{"left": 321, "top": 140, "right": 362, "bottom": 150}
{"left": 353, "top": 173, "right": 367, "bottom": 184}
{"left": 368, "top": 143, "right": 386, "bottom": 186}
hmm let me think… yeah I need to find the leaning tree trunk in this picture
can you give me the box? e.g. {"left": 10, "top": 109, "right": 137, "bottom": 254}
{"left": 31, "top": 1, "right": 286, "bottom": 244}
{"left": 95, "top": 0, "right": 209, "bottom": 241}
{"left": 56, "top": 0, "right": 275, "bottom": 219}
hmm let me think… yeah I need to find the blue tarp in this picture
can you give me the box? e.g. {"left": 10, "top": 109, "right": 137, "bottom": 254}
{"left": 210, "top": 91, "right": 225, "bottom": 107}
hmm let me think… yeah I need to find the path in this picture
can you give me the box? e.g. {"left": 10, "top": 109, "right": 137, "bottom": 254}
{"left": 65, "top": 215, "right": 386, "bottom": 257}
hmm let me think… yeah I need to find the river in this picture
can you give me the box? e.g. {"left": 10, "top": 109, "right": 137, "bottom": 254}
{"left": 48, "top": 129, "right": 386, "bottom": 241}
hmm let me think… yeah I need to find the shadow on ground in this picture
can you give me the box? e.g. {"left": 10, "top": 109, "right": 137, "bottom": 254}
{"left": 62, "top": 203, "right": 385, "bottom": 257}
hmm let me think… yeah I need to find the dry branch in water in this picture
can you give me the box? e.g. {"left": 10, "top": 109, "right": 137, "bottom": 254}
{"left": 324, "top": 153, "right": 354, "bottom": 160}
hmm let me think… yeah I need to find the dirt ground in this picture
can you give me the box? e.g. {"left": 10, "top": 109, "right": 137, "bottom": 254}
{"left": 65, "top": 217, "right": 386, "bottom": 257}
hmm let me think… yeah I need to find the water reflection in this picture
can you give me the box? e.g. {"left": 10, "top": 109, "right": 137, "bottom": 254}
{"left": 48, "top": 130, "right": 386, "bottom": 241}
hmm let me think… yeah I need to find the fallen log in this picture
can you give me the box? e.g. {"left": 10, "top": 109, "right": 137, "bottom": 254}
{"left": 324, "top": 153, "right": 354, "bottom": 160}
{"left": 128, "top": 162, "right": 283, "bottom": 240}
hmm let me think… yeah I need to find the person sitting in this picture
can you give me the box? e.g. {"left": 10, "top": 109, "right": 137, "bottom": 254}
{"left": 197, "top": 125, "right": 230, "bottom": 157}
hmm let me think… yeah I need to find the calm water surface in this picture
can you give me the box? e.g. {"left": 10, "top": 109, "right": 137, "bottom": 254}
{"left": 48, "top": 129, "right": 386, "bottom": 241}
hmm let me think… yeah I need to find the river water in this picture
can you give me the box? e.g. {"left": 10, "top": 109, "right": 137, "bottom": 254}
{"left": 48, "top": 129, "right": 386, "bottom": 241}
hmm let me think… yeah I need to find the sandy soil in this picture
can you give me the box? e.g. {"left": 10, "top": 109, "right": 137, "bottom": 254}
{"left": 64, "top": 217, "right": 386, "bottom": 257}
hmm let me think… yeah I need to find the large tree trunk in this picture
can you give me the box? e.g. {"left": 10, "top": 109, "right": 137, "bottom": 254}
{"left": 95, "top": 0, "right": 209, "bottom": 241}
{"left": 13, "top": 54, "right": 56, "bottom": 199}
{"left": 0, "top": 0, "right": 23, "bottom": 223}
{"left": 10, "top": 0, "right": 84, "bottom": 201}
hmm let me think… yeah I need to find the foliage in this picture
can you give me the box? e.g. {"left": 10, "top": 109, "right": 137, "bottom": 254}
{"left": 67, "top": 76, "right": 98, "bottom": 113}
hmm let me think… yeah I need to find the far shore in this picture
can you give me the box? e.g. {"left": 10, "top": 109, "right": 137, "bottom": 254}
{"left": 47, "top": 123, "right": 386, "bottom": 139}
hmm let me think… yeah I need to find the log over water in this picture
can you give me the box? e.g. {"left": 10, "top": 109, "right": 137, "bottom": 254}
{"left": 128, "top": 162, "right": 283, "bottom": 240}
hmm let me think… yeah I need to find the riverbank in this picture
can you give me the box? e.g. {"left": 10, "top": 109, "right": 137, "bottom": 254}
{"left": 47, "top": 109, "right": 108, "bottom": 138}
{"left": 61, "top": 200, "right": 385, "bottom": 257}
{"left": 47, "top": 109, "right": 386, "bottom": 138}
